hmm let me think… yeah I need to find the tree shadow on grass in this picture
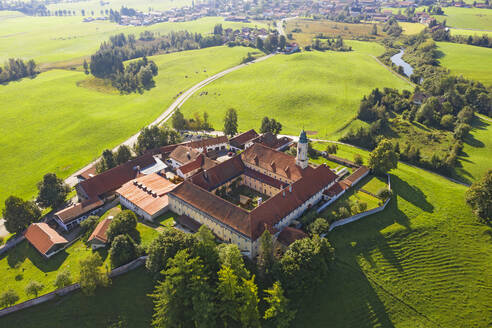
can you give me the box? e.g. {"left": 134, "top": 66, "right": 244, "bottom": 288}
{"left": 390, "top": 175, "right": 433, "bottom": 213}
{"left": 5, "top": 240, "right": 28, "bottom": 268}
{"left": 28, "top": 245, "right": 68, "bottom": 273}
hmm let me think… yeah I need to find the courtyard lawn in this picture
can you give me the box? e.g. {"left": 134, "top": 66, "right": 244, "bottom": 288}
{"left": 0, "top": 46, "right": 256, "bottom": 211}
{"left": 153, "top": 211, "right": 177, "bottom": 229}
{"left": 0, "top": 13, "right": 266, "bottom": 65}
{"left": 0, "top": 267, "right": 155, "bottom": 328}
{"left": 437, "top": 41, "right": 492, "bottom": 86}
{"left": 0, "top": 238, "right": 109, "bottom": 306}
{"left": 350, "top": 191, "right": 381, "bottom": 209}
{"left": 309, "top": 154, "right": 353, "bottom": 173}
{"left": 179, "top": 40, "right": 411, "bottom": 139}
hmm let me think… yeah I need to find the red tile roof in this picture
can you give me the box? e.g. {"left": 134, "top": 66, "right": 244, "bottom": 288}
{"left": 252, "top": 132, "right": 293, "bottom": 150}
{"left": 55, "top": 198, "right": 104, "bottom": 224}
{"left": 77, "top": 165, "right": 97, "bottom": 180}
{"left": 344, "top": 166, "right": 370, "bottom": 186}
{"left": 187, "top": 136, "right": 228, "bottom": 149}
{"left": 24, "top": 223, "right": 68, "bottom": 255}
{"left": 243, "top": 168, "right": 284, "bottom": 189}
{"left": 323, "top": 182, "right": 344, "bottom": 197}
{"left": 88, "top": 218, "right": 112, "bottom": 244}
{"left": 78, "top": 153, "right": 157, "bottom": 199}
{"left": 229, "top": 129, "right": 259, "bottom": 149}
{"left": 116, "top": 173, "right": 177, "bottom": 216}
{"left": 241, "top": 143, "right": 313, "bottom": 182}
{"left": 178, "top": 154, "right": 217, "bottom": 175}
{"left": 277, "top": 226, "right": 308, "bottom": 246}
{"left": 169, "top": 146, "right": 202, "bottom": 165}
{"left": 191, "top": 155, "right": 244, "bottom": 191}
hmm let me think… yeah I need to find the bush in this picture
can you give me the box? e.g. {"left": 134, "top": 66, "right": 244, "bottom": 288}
{"left": 309, "top": 218, "right": 330, "bottom": 235}
{"left": 54, "top": 269, "right": 72, "bottom": 289}
{"left": 110, "top": 234, "right": 139, "bottom": 268}
{"left": 377, "top": 188, "right": 392, "bottom": 201}
{"left": 0, "top": 289, "right": 19, "bottom": 308}
{"left": 354, "top": 154, "right": 363, "bottom": 165}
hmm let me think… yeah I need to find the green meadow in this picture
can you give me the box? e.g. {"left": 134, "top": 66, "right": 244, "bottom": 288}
{"left": 399, "top": 22, "right": 425, "bottom": 35}
{"left": 0, "top": 46, "right": 256, "bottom": 209}
{"left": 179, "top": 40, "right": 411, "bottom": 138}
{"left": 46, "top": 0, "right": 192, "bottom": 13}
{"left": 0, "top": 13, "right": 266, "bottom": 65}
{"left": 437, "top": 41, "right": 492, "bottom": 86}
{"left": 2, "top": 144, "right": 491, "bottom": 327}
{"left": 433, "top": 7, "right": 492, "bottom": 30}
{"left": 449, "top": 28, "right": 492, "bottom": 37}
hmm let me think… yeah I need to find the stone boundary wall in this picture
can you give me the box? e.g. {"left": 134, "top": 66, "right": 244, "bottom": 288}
{"left": 0, "top": 235, "right": 25, "bottom": 257}
{"left": 328, "top": 174, "right": 391, "bottom": 231}
{"left": 0, "top": 256, "right": 148, "bottom": 318}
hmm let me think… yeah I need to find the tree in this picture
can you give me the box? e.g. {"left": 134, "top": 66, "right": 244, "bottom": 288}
{"left": 325, "top": 144, "right": 338, "bottom": 154}
{"left": 151, "top": 250, "right": 216, "bottom": 328}
{"left": 83, "top": 59, "right": 89, "bottom": 74}
{"left": 145, "top": 229, "right": 197, "bottom": 275}
{"left": 371, "top": 24, "right": 378, "bottom": 35}
{"left": 79, "top": 253, "right": 110, "bottom": 295}
{"left": 106, "top": 210, "right": 138, "bottom": 244}
{"left": 0, "top": 289, "right": 19, "bottom": 308}
{"left": 139, "top": 66, "right": 155, "bottom": 89}
{"left": 54, "top": 269, "right": 72, "bottom": 289}
{"left": 466, "top": 170, "right": 492, "bottom": 223}
{"left": 135, "top": 126, "right": 180, "bottom": 155}
{"left": 36, "top": 173, "right": 70, "bottom": 209}
{"left": 114, "top": 145, "right": 132, "bottom": 165}
{"left": 172, "top": 109, "right": 187, "bottom": 131}
{"left": 260, "top": 117, "right": 282, "bottom": 135}
{"left": 279, "top": 35, "right": 286, "bottom": 50}
{"left": 280, "top": 235, "right": 334, "bottom": 299}
{"left": 256, "top": 36, "right": 263, "bottom": 49}
{"left": 263, "top": 281, "right": 295, "bottom": 328}
{"left": 309, "top": 218, "right": 330, "bottom": 235}
{"left": 110, "top": 234, "right": 139, "bottom": 268}
{"left": 257, "top": 230, "right": 275, "bottom": 284}
{"left": 223, "top": 108, "right": 238, "bottom": 137}
{"left": 354, "top": 154, "right": 363, "bottom": 165}
{"left": 25, "top": 280, "right": 44, "bottom": 298}
{"left": 239, "top": 276, "right": 260, "bottom": 327}
{"left": 217, "top": 243, "right": 249, "bottom": 279}
{"left": 368, "top": 139, "right": 399, "bottom": 175}
{"left": 3, "top": 196, "right": 41, "bottom": 234}
{"left": 216, "top": 265, "right": 242, "bottom": 326}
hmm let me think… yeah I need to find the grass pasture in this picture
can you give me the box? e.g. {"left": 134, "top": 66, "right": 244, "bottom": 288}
{"left": 46, "top": 0, "right": 192, "bottom": 14}
{"left": 360, "top": 175, "right": 388, "bottom": 194}
{"left": 0, "top": 46, "right": 255, "bottom": 210}
{"left": 179, "top": 40, "right": 411, "bottom": 139}
{"left": 0, "top": 14, "right": 266, "bottom": 65}
{"left": 399, "top": 22, "right": 425, "bottom": 35}
{"left": 437, "top": 41, "right": 492, "bottom": 86}
{"left": 286, "top": 18, "right": 385, "bottom": 46}
{"left": 449, "top": 28, "right": 492, "bottom": 37}
{"left": 432, "top": 7, "right": 492, "bottom": 30}
{"left": 1, "top": 144, "right": 491, "bottom": 327}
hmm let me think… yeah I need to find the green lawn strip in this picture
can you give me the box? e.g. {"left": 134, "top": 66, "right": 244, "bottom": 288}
{"left": 437, "top": 41, "right": 492, "bottom": 86}
{"left": 179, "top": 40, "right": 411, "bottom": 139}
{"left": 0, "top": 46, "right": 256, "bottom": 211}
{"left": 0, "top": 266, "right": 154, "bottom": 328}
{"left": 0, "top": 238, "right": 110, "bottom": 306}
{"left": 309, "top": 153, "right": 353, "bottom": 173}
{"left": 360, "top": 176, "right": 388, "bottom": 195}
{"left": 0, "top": 14, "right": 267, "bottom": 64}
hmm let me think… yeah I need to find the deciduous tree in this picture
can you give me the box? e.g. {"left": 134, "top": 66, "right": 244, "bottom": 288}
{"left": 0, "top": 289, "right": 19, "bottom": 308}
{"left": 36, "top": 173, "right": 70, "bottom": 209}
{"left": 106, "top": 210, "right": 138, "bottom": 244}
{"left": 368, "top": 139, "right": 399, "bottom": 175}
{"left": 54, "top": 269, "right": 72, "bottom": 289}
{"left": 223, "top": 108, "right": 238, "bottom": 137}
{"left": 466, "top": 170, "right": 492, "bottom": 223}
{"left": 79, "top": 253, "right": 110, "bottom": 295}
{"left": 110, "top": 234, "right": 139, "bottom": 268}
{"left": 3, "top": 196, "right": 41, "bottom": 234}
{"left": 25, "top": 280, "right": 44, "bottom": 298}
{"left": 263, "top": 281, "right": 295, "bottom": 328}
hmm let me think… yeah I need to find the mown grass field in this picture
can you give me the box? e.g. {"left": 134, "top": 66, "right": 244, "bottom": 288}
{"left": 437, "top": 41, "right": 492, "bottom": 86}
{"left": 432, "top": 7, "right": 492, "bottom": 30}
{"left": 1, "top": 144, "right": 490, "bottom": 328}
{"left": 286, "top": 19, "right": 385, "bottom": 46}
{"left": 0, "top": 267, "right": 155, "bottom": 327}
{"left": 0, "top": 13, "right": 266, "bottom": 65}
{"left": 449, "top": 28, "right": 492, "bottom": 37}
{"left": 180, "top": 41, "right": 411, "bottom": 138}
{"left": 0, "top": 238, "right": 110, "bottom": 306}
{"left": 0, "top": 46, "right": 256, "bottom": 210}
{"left": 46, "top": 0, "right": 191, "bottom": 13}
{"left": 399, "top": 22, "right": 425, "bottom": 35}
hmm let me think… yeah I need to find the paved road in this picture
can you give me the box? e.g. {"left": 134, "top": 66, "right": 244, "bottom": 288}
{"left": 64, "top": 53, "right": 276, "bottom": 188}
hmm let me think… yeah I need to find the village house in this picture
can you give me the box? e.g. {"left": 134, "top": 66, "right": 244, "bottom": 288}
{"left": 87, "top": 217, "right": 112, "bottom": 250}
{"left": 24, "top": 223, "right": 68, "bottom": 258}
{"left": 54, "top": 197, "right": 104, "bottom": 231}
{"left": 229, "top": 129, "right": 259, "bottom": 151}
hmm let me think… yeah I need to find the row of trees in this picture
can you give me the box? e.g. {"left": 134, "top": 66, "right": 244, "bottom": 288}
{"left": 145, "top": 225, "right": 334, "bottom": 327}
{"left": 172, "top": 109, "right": 213, "bottom": 131}
{"left": 0, "top": 58, "right": 37, "bottom": 84}
{"left": 311, "top": 35, "right": 352, "bottom": 52}
{"left": 96, "top": 145, "right": 133, "bottom": 173}
{"left": 260, "top": 116, "right": 282, "bottom": 135}
{"left": 134, "top": 125, "right": 181, "bottom": 155}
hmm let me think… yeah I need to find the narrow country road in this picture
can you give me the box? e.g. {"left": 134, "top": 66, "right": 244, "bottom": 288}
{"left": 64, "top": 53, "right": 276, "bottom": 187}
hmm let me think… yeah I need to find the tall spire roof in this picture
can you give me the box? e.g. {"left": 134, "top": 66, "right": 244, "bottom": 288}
{"left": 299, "top": 130, "right": 308, "bottom": 144}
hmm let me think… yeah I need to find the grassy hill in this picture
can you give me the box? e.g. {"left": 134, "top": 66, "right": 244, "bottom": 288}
{"left": 0, "top": 13, "right": 266, "bottom": 65}
{"left": 432, "top": 7, "right": 492, "bottom": 31}
{"left": 437, "top": 41, "right": 492, "bottom": 86}
{"left": 179, "top": 40, "right": 412, "bottom": 138}
{"left": 1, "top": 144, "right": 490, "bottom": 327}
{"left": 0, "top": 46, "right": 257, "bottom": 209}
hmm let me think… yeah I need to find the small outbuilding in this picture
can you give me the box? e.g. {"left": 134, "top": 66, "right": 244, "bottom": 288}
{"left": 24, "top": 223, "right": 68, "bottom": 258}
{"left": 87, "top": 217, "right": 112, "bottom": 250}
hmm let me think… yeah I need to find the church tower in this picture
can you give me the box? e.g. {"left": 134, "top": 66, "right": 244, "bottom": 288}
{"left": 296, "top": 129, "right": 309, "bottom": 169}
